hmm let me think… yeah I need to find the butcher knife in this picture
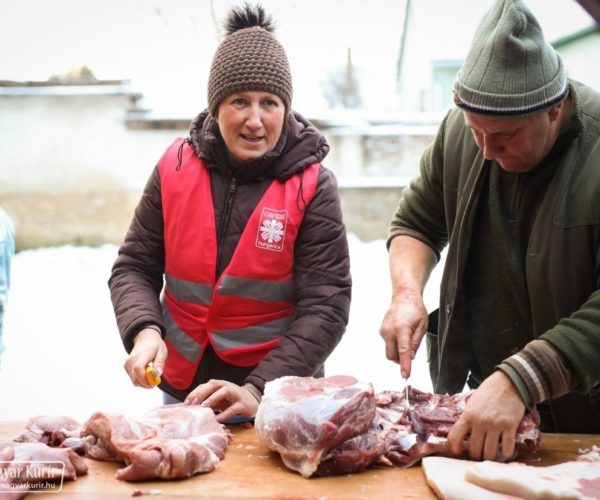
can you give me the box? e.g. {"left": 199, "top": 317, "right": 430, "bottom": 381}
{"left": 403, "top": 376, "right": 411, "bottom": 409}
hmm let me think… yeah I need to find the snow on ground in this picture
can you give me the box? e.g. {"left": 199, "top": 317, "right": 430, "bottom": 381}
{"left": 0, "top": 234, "right": 443, "bottom": 422}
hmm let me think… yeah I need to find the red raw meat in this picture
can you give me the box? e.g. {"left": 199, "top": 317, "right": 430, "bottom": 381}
{"left": 0, "top": 440, "right": 88, "bottom": 499}
{"left": 381, "top": 388, "right": 540, "bottom": 461}
{"left": 256, "top": 377, "right": 542, "bottom": 477}
{"left": 13, "top": 415, "right": 81, "bottom": 447}
{"left": 466, "top": 458, "right": 600, "bottom": 499}
{"left": 314, "top": 412, "right": 395, "bottom": 476}
{"left": 255, "top": 375, "right": 376, "bottom": 477}
{"left": 80, "top": 404, "right": 231, "bottom": 481}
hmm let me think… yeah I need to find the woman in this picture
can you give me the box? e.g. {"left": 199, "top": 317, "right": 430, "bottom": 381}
{"left": 109, "top": 4, "right": 351, "bottom": 423}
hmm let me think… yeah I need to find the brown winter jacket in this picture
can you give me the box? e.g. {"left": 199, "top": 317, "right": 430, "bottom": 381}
{"left": 109, "top": 110, "right": 352, "bottom": 400}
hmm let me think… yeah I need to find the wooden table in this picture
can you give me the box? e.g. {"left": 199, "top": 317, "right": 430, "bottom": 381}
{"left": 2, "top": 422, "right": 599, "bottom": 499}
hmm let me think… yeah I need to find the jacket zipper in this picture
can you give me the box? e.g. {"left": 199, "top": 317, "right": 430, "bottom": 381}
{"left": 216, "top": 177, "right": 237, "bottom": 277}
{"left": 509, "top": 173, "right": 523, "bottom": 220}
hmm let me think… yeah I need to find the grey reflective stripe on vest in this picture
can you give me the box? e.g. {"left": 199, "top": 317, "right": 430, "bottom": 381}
{"left": 162, "top": 304, "right": 203, "bottom": 363}
{"left": 218, "top": 275, "right": 294, "bottom": 302}
{"left": 165, "top": 274, "right": 213, "bottom": 305}
{"left": 211, "top": 315, "right": 293, "bottom": 352}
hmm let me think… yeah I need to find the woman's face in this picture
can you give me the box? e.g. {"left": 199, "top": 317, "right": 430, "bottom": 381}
{"left": 217, "top": 91, "right": 285, "bottom": 164}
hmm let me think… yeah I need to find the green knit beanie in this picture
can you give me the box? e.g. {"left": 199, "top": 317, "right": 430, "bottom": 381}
{"left": 454, "top": 0, "right": 568, "bottom": 117}
{"left": 207, "top": 4, "right": 292, "bottom": 118}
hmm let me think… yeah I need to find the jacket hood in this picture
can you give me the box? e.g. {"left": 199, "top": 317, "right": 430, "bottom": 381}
{"left": 189, "top": 110, "right": 329, "bottom": 182}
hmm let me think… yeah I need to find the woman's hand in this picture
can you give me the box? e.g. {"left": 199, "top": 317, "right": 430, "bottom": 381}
{"left": 185, "top": 379, "right": 259, "bottom": 422}
{"left": 123, "top": 328, "right": 168, "bottom": 388}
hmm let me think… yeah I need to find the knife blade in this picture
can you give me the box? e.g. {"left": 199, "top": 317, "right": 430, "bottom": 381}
{"left": 403, "top": 376, "right": 411, "bottom": 409}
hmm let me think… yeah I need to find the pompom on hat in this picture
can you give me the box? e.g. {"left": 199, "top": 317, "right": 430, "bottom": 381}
{"left": 454, "top": 0, "right": 568, "bottom": 117}
{"left": 207, "top": 3, "right": 292, "bottom": 118}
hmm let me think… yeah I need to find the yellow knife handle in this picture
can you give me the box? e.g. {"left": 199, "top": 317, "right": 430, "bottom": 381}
{"left": 145, "top": 362, "right": 162, "bottom": 386}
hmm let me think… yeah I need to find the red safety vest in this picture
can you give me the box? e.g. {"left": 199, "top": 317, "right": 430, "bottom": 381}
{"left": 159, "top": 138, "right": 320, "bottom": 390}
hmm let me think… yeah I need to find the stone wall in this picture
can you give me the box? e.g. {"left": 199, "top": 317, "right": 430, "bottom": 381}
{"left": 0, "top": 185, "right": 405, "bottom": 250}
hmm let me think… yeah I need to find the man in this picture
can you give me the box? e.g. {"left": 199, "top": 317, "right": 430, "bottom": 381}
{"left": 380, "top": 0, "right": 600, "bottom": 462}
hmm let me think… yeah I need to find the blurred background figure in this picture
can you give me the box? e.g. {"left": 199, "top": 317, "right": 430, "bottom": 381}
{"left": 0, "top": 207, "right": 15, "bottom": 368}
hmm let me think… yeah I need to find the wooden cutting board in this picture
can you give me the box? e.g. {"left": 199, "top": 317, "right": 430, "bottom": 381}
{"left": 2, "top": 422, "right": 599, "bottom": 499}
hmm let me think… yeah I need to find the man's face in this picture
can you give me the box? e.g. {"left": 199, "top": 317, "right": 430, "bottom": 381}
{"left": 464, "top": 106, "right": 561, "bottom": 173}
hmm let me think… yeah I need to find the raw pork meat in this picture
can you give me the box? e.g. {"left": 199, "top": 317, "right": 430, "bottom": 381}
{"left": 13, "top": 416, "right": 81, "bottom": 448}
{"left": 314, "top": 412, "right": 395, "bottom": 476}
{"left": 465, "top": 458, "right": 600, "bottom": 499}
{"left": 422, "top": 456, "right": 514, "bottom": 500}
{"left": 0, "top": 440, "right": 88, "bottom": 499}
{"left": 378, "top": 387, "right": 541, "bottom": 462}
{"left": 255, "top": 375, "right": 376, "bottom": 477}
{"left": 422, "top": 447, "right": 600, "bottom": 500}
{"left": 256, "top": 377, "right": 541, "bottom": 477}
{"left": 80, "top": 404, "right": 231, "bottom": 481}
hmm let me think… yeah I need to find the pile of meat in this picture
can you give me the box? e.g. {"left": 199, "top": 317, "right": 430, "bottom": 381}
{"left": 422, "top": 446, "right": 600, "bottom": 499}
{"left": 255, "top": 375, "right": 541, "bottom": 478}
{"left": 9, "top": 404, "right": 231, "bottom": 484}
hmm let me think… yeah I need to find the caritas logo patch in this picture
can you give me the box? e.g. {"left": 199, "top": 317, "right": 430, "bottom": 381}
{"left": 256, "top": 207, "right": 288, "bottom": 252}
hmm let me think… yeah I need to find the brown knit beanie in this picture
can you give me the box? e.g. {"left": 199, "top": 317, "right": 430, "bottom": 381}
{"left": 207, "top": 4, "right": 292, "bottom": 118}
{"left": 454, "top": 0, "right": 568, "bottom": 117}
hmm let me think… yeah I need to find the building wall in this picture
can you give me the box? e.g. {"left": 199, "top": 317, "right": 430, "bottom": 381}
{"left": 0, "top": 87, "right": 183, "bottom": 249}
{"left": 0, "top": 86, "right": 426, "bottom": 249}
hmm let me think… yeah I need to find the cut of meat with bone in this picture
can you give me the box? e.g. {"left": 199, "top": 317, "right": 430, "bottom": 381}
{"left": 255, "top": 375, "right": 376, "bottom": 478}
{"left": 10, "top": 405, "right": 231, "bottom": 482}
{"left": 13, "top": 415, "right": 105, "bottom": 457}
{"left": 80, "top": 413, "right": 156, "bottom": 462}
{"left": 13, "top": 415, "right": 81, "bottom": 447}
{"left": 314, "top": 412, "right": 395, "bottom": 476}
{"left": 256, "top": 377, "right": 542, "bottom": 477}
{"left": 378, "top": 388, "right": 541, "bottom": 462}
{"left": 0, "top": 440, "right": 88, "bottom": 499}
{"left": 80, "top": 404, "right": 231, "bottom": 481}
{"left": 0, "top": 441, "right": 88, "bottom": 480}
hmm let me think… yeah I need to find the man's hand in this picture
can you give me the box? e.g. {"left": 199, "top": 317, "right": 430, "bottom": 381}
{"left": 185, "top": 379, "right": 259, "bottom": 423}
{"left": 380, "top": 235, "right": 437, "bottom": 379}
{"left": 379, "top": 290, "right": 428, "bottom": 378}
{"left": 447, "top": 371, "right": 526, "bottom": 461}
{"left": 123, "top": 327, "right": 168, "bottom": 389}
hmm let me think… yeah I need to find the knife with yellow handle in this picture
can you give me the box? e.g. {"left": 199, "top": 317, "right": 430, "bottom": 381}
{"left": 145, "top": 362, "right": 162, "bottom": 387}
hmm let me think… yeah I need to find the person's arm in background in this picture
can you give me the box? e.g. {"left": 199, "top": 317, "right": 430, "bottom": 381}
{"left": 0, "top": 208, "right": 15, "bottom": 360}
